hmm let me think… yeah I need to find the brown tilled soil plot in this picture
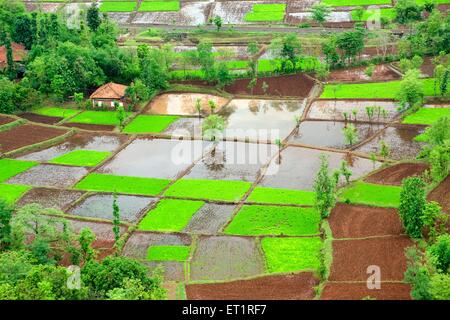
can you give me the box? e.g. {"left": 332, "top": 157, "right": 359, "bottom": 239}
{"left": 321, "top": 282, "right": 411, "bottom": 300}
{"left": 186, "top": 272, "right": 319, "bottom": 300}
{"left": 225, "top": 74, "right": 315, "bottom": 97}
{"left": 63, "top": 123, "right": 115, "bottom": 131}
{"left": 20, "top": 113, "right": 63, "bottom": 125}
{"left": 17, "top": 188, "right": 85, "bottom": 211}
{"left": 0, "top": 123, "right": 68, "bottom": 153}
{"left": 329, "top": 204, "right": 404, "bottom": 239}
{"left": 329, "top": 236, "right": 413, "bottom": 282}
{"left": 365, "top": 163, "right": 429, "bottom": 186}
{"left": 428, "top": 174, "right": 450, "bottom": 214}
{"left": 327, "top": 64, "right": 400, "bottom": 83}
{"left": 0, "top": 115, "right": 15, "bottom": 125}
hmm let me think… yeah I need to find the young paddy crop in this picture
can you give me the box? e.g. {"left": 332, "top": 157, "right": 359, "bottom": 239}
{"left": 402, "top": 108, "right": 450, "bottom": 125}
{"left": 147, "top": 245, "right": 191, "bottom": 262}
{"left": 0, "top": 159, "right": 37, "bottom": 182}
{"left": 138, "top": 199, "right": 205, "bottom": 232}
{"left": 122, "top": 115, "right": 180, "bottom": 133}
{"left": 100, "top": 2, "right": 137, "bottom": 13}
{"left": 261, "top": 237, "right": 322, "bottom": 274}
{"left": 75, "top": 173, "right": 170, "bottom": 196}
{"left": 48, "top": 150, "right": 111, "bottom": 167}
{"left": 246, "top": 187, "right": 316, "bottom": 206}
{"left": 224, "top": 205, "right": 321, "bottom": 236}
{"left": 68, "top": 111, "right": 133, "bottom": 126}
{"left": 339, "top": 181, "right": 402, "bottom": 208}
{"left": 0, "top": 183, "right": 32, "bottom": 204}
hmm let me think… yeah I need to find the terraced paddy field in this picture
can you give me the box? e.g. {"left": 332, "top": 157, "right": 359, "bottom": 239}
{"left": 1, "top": 59, "right": 447, "bottom": 300}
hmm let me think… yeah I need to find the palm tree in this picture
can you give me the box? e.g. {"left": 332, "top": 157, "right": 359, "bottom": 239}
{"left": 203, "top": 115, "right": 226, "bottom": 156}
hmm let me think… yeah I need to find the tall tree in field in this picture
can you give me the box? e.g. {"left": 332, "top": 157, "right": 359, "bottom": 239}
{"left": 87, "top": 2, "right": 101, "bottom": 32}
{"left": 196, "top": 41, "right": 216, "bottom": 82}
{"left": 0, "top": 199, "right": 14, "bottom": 251}
{"left": 269, "top": 33, "right": 302, "bottom": 72}
{"left": 314, "top": 154, "right": 337, "bottom": 218}
{"left": 203, "top": 115, "right": 225, "bottom": 156}
{"left": 397, "top": 69, "right": 424, "bottom": 109}
{"left": 399, "top": 177, "right": 427, "bottom": 238}
{"left": 336, "top": 29, "right": 365, "bottom": 63}
{"left": 112, "top": 194, "right": 120, "bottom": 244}
{"left": 310, "top": 3, "right": 331, "bottom": 29}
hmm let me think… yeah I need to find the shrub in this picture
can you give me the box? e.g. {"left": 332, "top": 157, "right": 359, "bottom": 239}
{"left": 399, "top": 177, "right": 426, "bottom": 238}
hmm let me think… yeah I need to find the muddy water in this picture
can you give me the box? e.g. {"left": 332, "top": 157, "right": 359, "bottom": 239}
{"left": 289, "top": 121, "right": 384, "bottom": 149}
{"left": 183, "top": 203, "right": 236, "bottom": 235}
{"left": 7, "top": 164, "right": 88, "bottom": 188}
{"left": 69, "top": 194, "right": 156, "bottom": 222}
{"left": 260, "top": 146, "right": 381, "bottom": 190}
{"left": 98, "top": 138, "right": 210, "bottom": 179}
{"left": 220, "top": 99, "right": 306, "bottom": 141}
{"left": 190, "top": 235, "right": 265, "bottom": 281}
{"left": 186, "top": 141, "right": 277, "bottom": 181}
{"left": 18, "top": 133, "right": 128, "bottom": 162}
{"left": 163, "top": 118, "right": 203, "bottom": 139}
{"left": 212, "top": 1, "right": 254, "bottom": 24}
{"left": 355, "top": 126, "right": 426, "bottom": 160}
{"left": 146, "top": 93, "right": 229, "bottom": 116}
{"left": 17, "top": 188, "right": 84, "bottom": 211}
{"left": 122, "top": 232, "right": 191, "bottom": 260}
{"left": 308, "top": 100, "right": 400, "bottom": 123}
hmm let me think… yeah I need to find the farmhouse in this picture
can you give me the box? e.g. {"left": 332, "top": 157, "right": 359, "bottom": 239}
{"left": 0, "top": 42, "right": 27, "bottom": 69}
{"left": 90, "top": 82, "right": 128, "bottom": 109}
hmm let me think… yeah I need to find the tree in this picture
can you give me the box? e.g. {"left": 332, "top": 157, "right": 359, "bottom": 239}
{"left": 269, "top": 33, "right": 302, "bottom": 72}
{"left": 336, "top": 29, "right": 365, "bottom": 63}
{"left": 395, "top": 0, "right": 423, "bottom": 25}
{"left": 322, "top": 36, "right": 339, "bottom": 67}
{"left": 310, "top": 3, "right": 331, "bottom": 28}
{"left": 340, "top": 161, "right": 352, "bottom": 184}
{"left": 74, "top": 92, "right": 83, "bottom": 109}
{"left": 87, "top": 2, "right": 101, "bottom": 32}
{"left": 353, "top": 6, "right": 365, "bottom": 21}
{"left": 429, "top": 145, "right": 449, "bottom": 182}
{"left": 202, "top": 115, "right": 225, "bottom": 156}
{"left": 380, "top": 140, "right": 390, "bottom": 159}
{"left": 429, "top": 273, "right": 450, "bottom": 300}
{"left": 404, "top": 246, "right": 433, "bottom": 300}
{"left": 275, "top": 139, "right": 284, "bottom": 163}
{"left": 421, "top": 116, "right": 450, "bottom": 147}
{"left": 216, "top": 62, "right": 233, "bottom": 89}
{"left": 196, "top": 41, "right": 216, "bottom": 82}
{"left": 137, "top": 45, "right": 169, "bottom": 91}
{"left": 247, "top": 77, "right": 257, "bottom": 95}
{"left": 313, "top": 154, "right": 337, "bottom": 218}
{"left": 0, "top": 199, "right": 14, "bottom": 251}
{"left": 78, "top": 228, "right": 97, "bottom": 263}
{"left": 343, "top": 124, "right": 358, "bottom": 146}
{"left": 212, "top": 16, "right": 222, "bottom": 31}
{"left": 81, "top": 256, "right": 166, "bottom": 299}
{"left": 399, "top": 177, "right": 427, "bottom": 238}
{"left": 421, "top": 201, "right": 448, "bottom": 240}
{"left": 427, "top": 234, "right": 450, "bottom": 273}
{"left": 116, "top": 104, "right": 126, "bottom": 129}
{"left": 112, "top": 194, "right": 120, "bottom": 244}
{"left": 365, "top": 64, "right": 375, "bottom": 78}
{"left": 397, "top": 69, "right": 424, "bottom": 109}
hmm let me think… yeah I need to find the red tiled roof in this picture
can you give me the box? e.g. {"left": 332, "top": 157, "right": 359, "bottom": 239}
{"left": 0, "top": 42, "right": 28, "bottom": 64}
{"left": 90, "top": 82, "right": 128, "bottom": 100}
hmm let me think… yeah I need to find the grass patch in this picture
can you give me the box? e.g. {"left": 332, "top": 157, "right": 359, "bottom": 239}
{"left": 351, "top": 8, "right": 396, "bottom": 21}
{"left": 244, "top": 3, "right": 286, "bottom": 22}
{"left": 138, "top": 199, "right": 204, "bottom": 232}
{"left": 122, "top": 115, "right": 179, "bottom": 133}
{"left": 99, "top": 2, "right": 137, "bottom": 12}
{"left": 33, "top": 107, "right": 79, "bottom": 119}
{"left": 402, "top": 108, "right": 450, "bottom": 125}
{"left": 75, "top": 173, "right": 170, "bottom": 196}
{"left": 339, "top": 181, "right": 401, "bottom": 208}
{"left": 48, "top": 150, "right": 111, "bottom": 167}
{"left": 323, "top": 0, "right": 391, "bottom": 6}
{"left": 321, "top": 78, "right": 435, "bottom": 99}
{"left": 224, "top": 205, "right": 320, "bottom": 236}
{"left": 0, "top": 183, "right": 31, "bottom": 204}
{"left": 147, "top": 245, "right": 190, "bottom": 261}
{"left": 261, "top": 237, "right": 322, "bottom": 273}
{"left": 138, "top": 1, "right": 180, "bottom": 12}
{"left": 247, "top": 187, "right": 315, "bottom": 206}
{"left": 68, "top": 111, "right": 132, "bottom": 126}
{"left": 0, "top": 159, "right": 37, "bottom": 182}
{"left": 164, "top": 179, "right": 252, "bottom": 202}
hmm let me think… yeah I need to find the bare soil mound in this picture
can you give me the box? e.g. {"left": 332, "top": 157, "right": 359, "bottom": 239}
{"left": 0, "top": 124, "right": 68, "bottom": 153}
{"left": 365, "top": 163, "right": 429, "bottom": 186}
{"left": 0, "top": 115, "right": 15, "bottom": 126}
{"left": 186, "top": 272, "right": 318, "bottom": 300}
{"left": 20, "top": 113, "right": 63, "bottom": 125}
{"left": 225, "top": 74, "right": 315, "bottom": 97}
{"left": 329, "top": 204, "right": 404, "bottom": 238}
{"left": 329, "top": 236, "right": 413, "bottom": 282}
{"left": 321, "top": 282, "right": 411, "bottom": 300}
{"left": 63, "top": 123, "right": 115, "bottom": 131}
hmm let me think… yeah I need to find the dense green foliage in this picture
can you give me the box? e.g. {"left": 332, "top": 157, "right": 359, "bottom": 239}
{"left": 399, "top": 177, "right": 427, "bottom": 238}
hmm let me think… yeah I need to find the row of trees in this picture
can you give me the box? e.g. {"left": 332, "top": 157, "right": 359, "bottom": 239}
{"left": 0, "top": 199, "right": 166, "bottom": 300}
